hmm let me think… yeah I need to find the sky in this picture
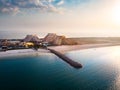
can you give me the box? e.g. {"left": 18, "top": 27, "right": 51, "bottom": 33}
{"left": 0, "top": 0, "right": 120, "bottom": 38}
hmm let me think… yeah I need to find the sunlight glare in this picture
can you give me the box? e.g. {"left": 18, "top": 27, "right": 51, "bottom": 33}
{"left": 112, "top": 2, "right": 120, "bottom": 25}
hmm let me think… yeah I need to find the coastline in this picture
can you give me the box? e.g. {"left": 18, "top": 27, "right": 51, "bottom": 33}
{"left": 0, "top": 43, "right": 120, "bottom": 58}
{"left": 48, "top": 43, "right": 120, "bottom": 53}
{"left": 0, "top": 49, "right": 50, "bottom": 58}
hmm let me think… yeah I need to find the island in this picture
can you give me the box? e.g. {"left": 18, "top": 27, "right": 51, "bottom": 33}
{"left": 0, "top": 33, "right": 120, "bottom": 52}
{"left": 0, "top": 33, "right": 120, "bottom": 68}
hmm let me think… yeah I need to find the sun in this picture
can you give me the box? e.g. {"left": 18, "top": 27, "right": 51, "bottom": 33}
{"left": 112, "top": 3, "right": 120, "bottom": 25}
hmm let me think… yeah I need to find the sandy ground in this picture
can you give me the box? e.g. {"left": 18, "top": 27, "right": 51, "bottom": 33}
{"left": 0, "top": 49, "right": 50, "bottom": 58}
{"left": 48, "top": 43, "right": 120, "bottom": 53}
{"left": 0, "top": 43, "right": 120, "bottom": 58}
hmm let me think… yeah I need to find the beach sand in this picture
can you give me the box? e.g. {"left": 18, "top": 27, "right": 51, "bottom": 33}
{"left": 48, "top": 43, "right": 120, "bottom": 53}
{"left": 0, "top": 49, "right": 50, "bottom": 58}
{"left": 0, "top": 43, "right": 120, "bottom": 58}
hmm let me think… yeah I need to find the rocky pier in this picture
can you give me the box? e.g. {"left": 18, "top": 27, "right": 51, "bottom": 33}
{"left": 48, "top": 48, "right": 82, "bottom": 69}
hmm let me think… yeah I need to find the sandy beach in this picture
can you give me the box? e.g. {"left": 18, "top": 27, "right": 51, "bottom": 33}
{"left": 0, "top": 49, "right": 50, "bottom": 58}
{"left": 48, "top": 43, "right": 120, "bottom": 53}
{"left": 0, "top": 43, "right": 120, "bottom": 58}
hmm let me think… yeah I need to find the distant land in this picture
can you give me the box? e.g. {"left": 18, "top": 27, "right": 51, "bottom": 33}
{"left": 69, "top": 37, "right": 120, "bottom": 44}
{"left": 0, "top": 33, "right": 120, "bottom": 52}
{"left": 0, "top": 33, "right": 120, "bottom": 65}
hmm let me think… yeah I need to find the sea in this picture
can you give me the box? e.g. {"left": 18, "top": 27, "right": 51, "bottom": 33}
{"left": 0, "top": 46, "right": 120, "bottom": 90}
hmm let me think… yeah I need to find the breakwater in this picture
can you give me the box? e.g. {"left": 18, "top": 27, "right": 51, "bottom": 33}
{"left": 48, "top": 48, "right": 82, "bottom": 69}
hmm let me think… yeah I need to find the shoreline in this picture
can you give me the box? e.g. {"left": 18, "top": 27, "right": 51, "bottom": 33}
{"left": 0, "top": 49, "right": 50, "bottom": 58}
{"left": 48, "top": 43, "right": 120, "bottom": 53}
{"left": 0, "top": 43, "right": 120, "bottom": 58}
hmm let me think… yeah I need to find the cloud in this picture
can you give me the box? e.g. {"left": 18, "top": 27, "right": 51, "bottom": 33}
{"left": 0, "top": 0, "right": 65, "bottom": 15}
{"left": 57, "top": 0, "right": 64, "bottom": 6}
{"left": 1, "top": 6, "right": 19, "bottom": 14}
{"left": 0, "top": 0, "right": 99, "bottom": 15}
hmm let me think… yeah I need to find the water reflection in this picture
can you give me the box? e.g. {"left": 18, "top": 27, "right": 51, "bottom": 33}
{"left": 66, "top": 46, "right": 120, "bottom": 90}
{"left": 0, "top": 46, "right": 120, "bottom": 90}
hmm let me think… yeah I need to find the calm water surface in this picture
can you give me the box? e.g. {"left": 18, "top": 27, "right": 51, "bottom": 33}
{"left": 0, "top": 46, "right": 120, "bottom": 90}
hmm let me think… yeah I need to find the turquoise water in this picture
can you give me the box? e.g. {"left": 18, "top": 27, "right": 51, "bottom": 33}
{"left": 0, "top": 46, "right": 120, "bottom": 90}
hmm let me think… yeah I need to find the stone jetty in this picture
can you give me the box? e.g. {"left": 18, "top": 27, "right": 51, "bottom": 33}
{"left": 48, "top": 48, "right": 82, "bottom": 69}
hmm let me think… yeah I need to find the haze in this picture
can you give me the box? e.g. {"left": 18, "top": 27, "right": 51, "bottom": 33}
{"left": 0, "top": 0, "right": 120, "bottom": 37}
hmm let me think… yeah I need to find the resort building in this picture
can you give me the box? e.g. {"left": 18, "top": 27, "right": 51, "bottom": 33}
{"left": 23, "top": 42, "right": 34, "bottom": 48}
